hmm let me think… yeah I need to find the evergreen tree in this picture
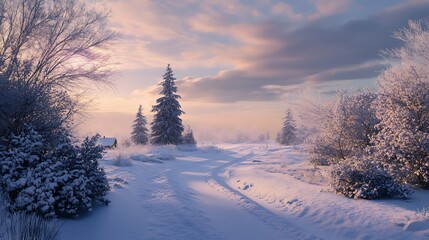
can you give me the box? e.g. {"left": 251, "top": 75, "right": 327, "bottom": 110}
{"left": 182, "top": 126, "right": 197, "bottom": 145}
{"left": 131, "top": 105, "right": 149, "bottom": 145}
{"left": 151, "top": 64, "right": 184, "bottom": 145}
{"left": 278, "top": 109, "right": 297, "bottom": 145}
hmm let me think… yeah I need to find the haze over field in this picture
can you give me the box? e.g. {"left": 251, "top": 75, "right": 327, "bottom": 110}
{"left": 81, "top": 0, "right": 429, "bottom": 140}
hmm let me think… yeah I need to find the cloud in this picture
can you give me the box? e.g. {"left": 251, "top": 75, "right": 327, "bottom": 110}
{"left": 105, "top": 0, "right": 429, "bottom": 103}
{"left": 272, "top": 3, "right": 304, "bottom": 21}
{"left": 173, "top": 0, "right": 429, "bottom": 102}
{"left": 311, "top": 0, "right": 352, "bottom": 19}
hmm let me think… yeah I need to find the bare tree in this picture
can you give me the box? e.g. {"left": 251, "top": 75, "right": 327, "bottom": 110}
{"left": 0, "top": 0, "right": 114, "bottom": 87}
{"left": 0, "top": 0, "right": 115, "bottom": 141}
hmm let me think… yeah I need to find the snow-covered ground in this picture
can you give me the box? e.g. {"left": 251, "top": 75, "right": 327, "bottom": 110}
{"left": 60, "top": 143, "right": 429, "bottom": 240}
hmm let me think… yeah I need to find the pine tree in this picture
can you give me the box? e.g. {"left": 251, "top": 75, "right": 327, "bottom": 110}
{"left": 131, "top": 105, "right": 149, "bottom": 145}
{"left": 278, "top": 109, "right": 297, "bottom": 145}
{"left": 151, "top": 64, "right": 184, "bottom": 145}
{"left": 182, "top": 126, "right": 197, "bottom": 145}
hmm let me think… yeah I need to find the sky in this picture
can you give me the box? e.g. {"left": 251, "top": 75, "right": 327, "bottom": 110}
{"left": 80, "top": 0, "right": 429, "bottom": 142}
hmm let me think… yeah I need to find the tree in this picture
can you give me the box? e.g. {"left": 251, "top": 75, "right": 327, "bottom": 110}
{"left": 131, "top": 105, "right": 149, "bottom": 145}
{"left": 277, "top": 109, "right": 297, "bottom": 145}
{"left": 371, "top": 19, "right": 429, "bottom": 188}
{"left": 278, "top": 110, "right": 297, "bottom": 145}
{"left": 0, "top": 0, "right": 114, "bottom": 142}
{"left": 0, "top": 0, "right": 113, "bottom": 218}
{"left": 181, "top": 126, "right": 197, "bottom": 145}
{"left": 307, "top": 90, "right": 378, "bottom": 165}
{"left": 151, "top": 64, "right": 184, "bottom": 145}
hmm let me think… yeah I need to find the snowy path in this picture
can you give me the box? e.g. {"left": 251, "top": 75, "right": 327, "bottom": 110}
{"left": 60, "top": 144, "right": 429, "bottom": 239}
{"left": 60, "top": 145, "right": 318, "bottom": 240}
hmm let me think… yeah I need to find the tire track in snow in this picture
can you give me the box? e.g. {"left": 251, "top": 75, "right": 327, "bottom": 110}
{"left": 206, "top": 152, "right": 320, "bottom": 240}
{"left": 162, "top": 166, "right": 221, "bottom": 240}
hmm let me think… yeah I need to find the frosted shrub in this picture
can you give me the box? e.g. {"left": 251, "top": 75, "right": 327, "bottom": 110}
{"left": 307, "top": 90, "right": 378, "bottom": 165}
{"left": 56, "top": 135, "right": 110, "bottom": 216}
{"left": 0, "top": 127, "right": 109, "bottom": 218}
{"left": 371, "top": 19, "right": 429, "bottom": 188}
{"left": 112, "top": 154, "right": 133, "bottom": 166}
{"left": 0, "top": 127, "right": 60, "bottom": 218}
{"left": 330, "top": 157, "right": 411, "bottom": 200}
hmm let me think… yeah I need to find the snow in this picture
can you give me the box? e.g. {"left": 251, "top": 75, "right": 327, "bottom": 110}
{"left": 59, "top": 143, "right": 429, "bottom": 239}
{"left": 97, "top": 137, "right": 117, "bottom": 147}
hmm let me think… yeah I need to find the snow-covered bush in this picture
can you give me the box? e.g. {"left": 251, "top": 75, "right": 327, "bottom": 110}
{"left": 56, "top": 135, "right": 110, "bottom": 216}
{"left": 0, "top": 127, "right": 60, "bottom": 218}
{"left": 0, "top": 127, "right": 109, "bottom": 218}
{"left": 112, "top": 154, "right": 133, "bottom": 166}
{"left": 330, "top": 157, "right": 411, "bottom": 200}
{"left": 371, "top": 19, "right": 429, "bottom": 188}
{"left": 307, "top": 89, "right": 378, "bottom": 165}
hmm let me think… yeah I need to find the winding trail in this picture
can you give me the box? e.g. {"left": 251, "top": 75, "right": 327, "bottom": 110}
{"left": 60, "top": 145, "right": 320, "bottom": 240}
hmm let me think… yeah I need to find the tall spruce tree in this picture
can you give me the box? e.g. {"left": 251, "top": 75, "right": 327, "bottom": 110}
{"left": 131, "top": 105, "right": 149, "bottom": 145}
{"left": 151, "top": 64, "right": 184, "bottom": 145}
{"left": 278, "top": 109, "right": 297, "bottom": 145}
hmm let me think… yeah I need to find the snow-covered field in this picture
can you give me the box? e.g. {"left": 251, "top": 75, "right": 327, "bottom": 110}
{"left": 60, "top": 143, "right": 429, "bottom": 240}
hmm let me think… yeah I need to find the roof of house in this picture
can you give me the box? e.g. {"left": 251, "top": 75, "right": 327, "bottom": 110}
{"left": 97, "top": 137, "right": 117, "bottom": 147}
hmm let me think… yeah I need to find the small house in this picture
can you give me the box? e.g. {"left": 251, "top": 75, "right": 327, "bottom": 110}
{"left": 97, "top": 136, "right": 118, "bottom": 149}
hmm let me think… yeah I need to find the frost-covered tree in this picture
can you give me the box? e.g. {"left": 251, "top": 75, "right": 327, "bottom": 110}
{"left": 181, "top": 126, "right": 197, "bottom": 145}
{"left": 277, "top": 109, "right": 297, "bottom": 145}
{"left": 151, "top": 64, "right": 184, "bottom": 145}
{"left": 371, "top": 19, "right": 429, "bottom": 188}
{"left": 307, "top": 90, "right": 378, "bottom": 165}
{"left": 131, "top": 105, "right": 149, "bottom": 145}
